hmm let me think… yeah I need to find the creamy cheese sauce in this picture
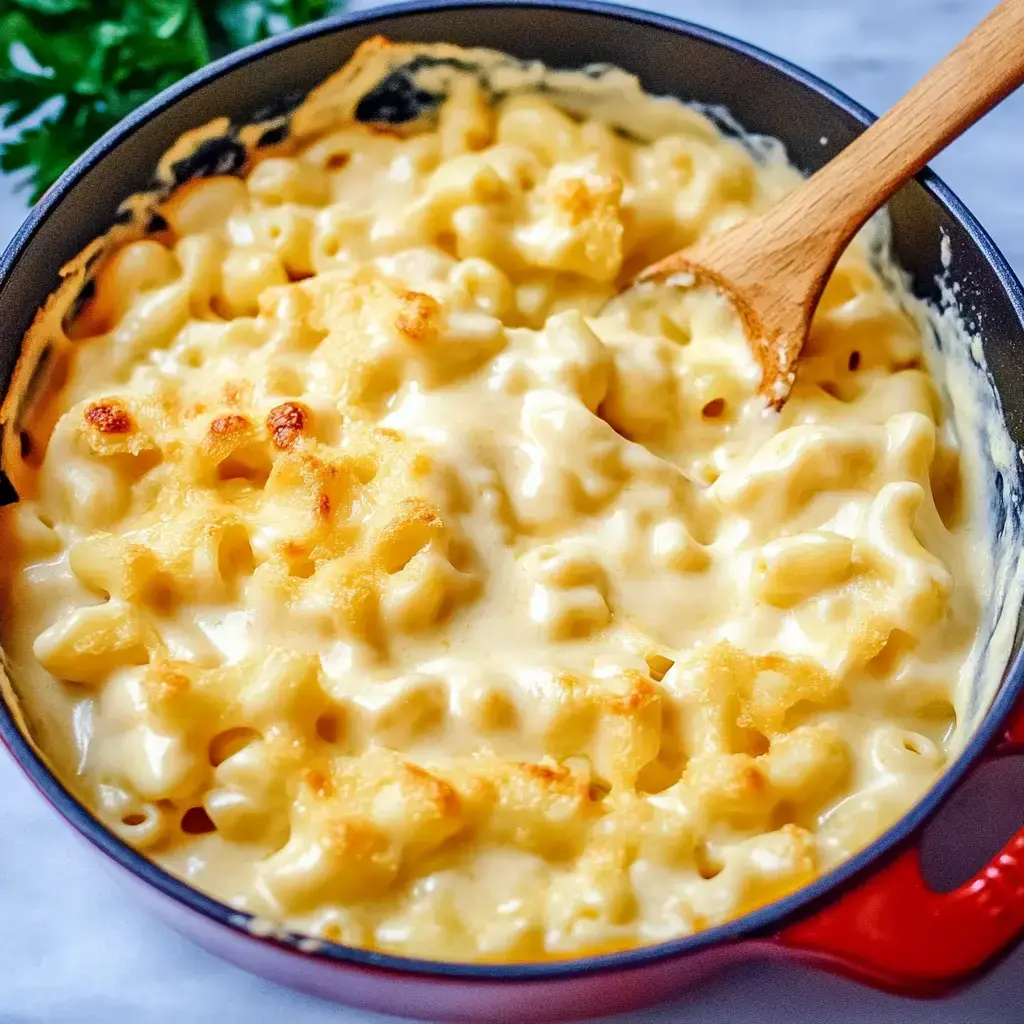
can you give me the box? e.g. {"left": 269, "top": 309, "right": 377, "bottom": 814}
{"left": 0, "top": 39, "right": 1017, "bottom": 962}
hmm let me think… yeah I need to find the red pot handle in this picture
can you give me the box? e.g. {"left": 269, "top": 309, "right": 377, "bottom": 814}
{"left": 777, "top": 702, "right": 1024, "bottom": 994}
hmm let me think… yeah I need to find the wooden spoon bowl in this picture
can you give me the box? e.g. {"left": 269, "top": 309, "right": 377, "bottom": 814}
{"left": 629, "top": 0, "right": 1024, "bottom": 408}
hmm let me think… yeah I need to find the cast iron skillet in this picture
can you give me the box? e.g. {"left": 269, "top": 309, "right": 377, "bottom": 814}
{"left": 1, "top": 3, "right": 1024, "bottom": 1021}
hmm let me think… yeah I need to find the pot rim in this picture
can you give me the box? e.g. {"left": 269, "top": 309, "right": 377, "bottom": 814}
{"left": 2, "top": 0, "right": 1024, "bottom": 983}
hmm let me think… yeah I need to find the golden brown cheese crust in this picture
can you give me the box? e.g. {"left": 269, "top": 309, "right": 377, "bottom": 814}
{"left": 0, "top": 37, "right": 988, "bottom": 966}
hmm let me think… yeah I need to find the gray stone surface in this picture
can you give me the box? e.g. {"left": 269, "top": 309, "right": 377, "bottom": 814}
{"left": 1, "top": 1, "right": 1021, "bottom": 1020}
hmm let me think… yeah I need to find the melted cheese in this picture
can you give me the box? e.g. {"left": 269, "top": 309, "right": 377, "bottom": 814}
{"left": 0, "top": 42, "right": 994, "bottom": 962}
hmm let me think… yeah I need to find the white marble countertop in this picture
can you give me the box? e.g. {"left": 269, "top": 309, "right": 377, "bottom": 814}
{"left": 2, "top": 0, "right": 1023, "bottom": 1020}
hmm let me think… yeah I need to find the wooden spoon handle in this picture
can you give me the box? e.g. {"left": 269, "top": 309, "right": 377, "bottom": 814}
{"left": 792, "top": 0, "right": 1024, "bottom": 253}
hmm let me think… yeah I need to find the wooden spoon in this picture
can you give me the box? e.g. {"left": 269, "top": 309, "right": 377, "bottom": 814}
{"left": 633, "top": 0, "right": 1024, "bottom": 408}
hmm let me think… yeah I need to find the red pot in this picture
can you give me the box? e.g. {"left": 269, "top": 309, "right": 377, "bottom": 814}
{"left": 2, "top": 2, "right": 1024, "bottom": 1019}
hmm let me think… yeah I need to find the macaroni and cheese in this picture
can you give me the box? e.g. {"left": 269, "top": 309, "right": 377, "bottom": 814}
{"left": 0, "top": 39, "right": 995, "bottom": 961}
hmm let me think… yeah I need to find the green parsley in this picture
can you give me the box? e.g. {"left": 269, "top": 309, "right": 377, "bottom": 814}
{"left": 0, "top": 0, "right": 346, "bottom": 203}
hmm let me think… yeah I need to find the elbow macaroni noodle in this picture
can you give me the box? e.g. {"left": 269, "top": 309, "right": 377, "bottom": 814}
{"left": 0, "top": 39, "right": 996, "bottom": 961}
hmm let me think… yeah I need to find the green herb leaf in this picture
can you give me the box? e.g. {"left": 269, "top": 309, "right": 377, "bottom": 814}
{"left": 213, "top": 0, "right": 342, "bottom": 49}
{"left": 0, "top": 0, "right": 344, "bottom": 203}
{"left": 10, "top": 0, "right": 92, "bottom": 14}
{"left": 212, "top": 0, "right": 270, "bottom": 48}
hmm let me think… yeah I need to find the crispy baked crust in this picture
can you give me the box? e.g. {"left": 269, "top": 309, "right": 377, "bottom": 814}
{"left": 1, "top": 35, "right": 717, "bottom": 499}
